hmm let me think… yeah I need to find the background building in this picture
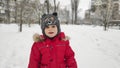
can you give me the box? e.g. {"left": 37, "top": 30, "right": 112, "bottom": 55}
{"left": 84, "top": 0, "right": 120, "bottom": 25}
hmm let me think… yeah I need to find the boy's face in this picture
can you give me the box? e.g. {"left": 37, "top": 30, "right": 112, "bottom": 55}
{"left": 44, "top": 25, "right": 58, "bottom": 38}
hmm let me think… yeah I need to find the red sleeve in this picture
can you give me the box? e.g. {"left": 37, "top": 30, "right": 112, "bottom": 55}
{"left": 65, "top": 41, "right": 77, "bottom": 68}
{"left": 28, "top": 42, "right": 41, "bottom": 68}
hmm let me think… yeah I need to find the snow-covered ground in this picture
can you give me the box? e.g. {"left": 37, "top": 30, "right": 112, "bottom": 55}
{"left": 0, "top": 24, "right": 120, "bottom": 68}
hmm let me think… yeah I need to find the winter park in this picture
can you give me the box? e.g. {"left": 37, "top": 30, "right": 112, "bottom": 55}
{"left": 0, "top": 0, "right": 120, "bottom": 68}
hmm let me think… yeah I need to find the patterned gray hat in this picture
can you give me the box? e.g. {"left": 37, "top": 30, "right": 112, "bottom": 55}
{"left": 41, "top": 12, "right": 61, "bottom": 37}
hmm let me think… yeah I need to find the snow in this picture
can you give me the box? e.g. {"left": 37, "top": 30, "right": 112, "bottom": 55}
{"left": 0, "top": 24, "right": 120, "bottom": 68}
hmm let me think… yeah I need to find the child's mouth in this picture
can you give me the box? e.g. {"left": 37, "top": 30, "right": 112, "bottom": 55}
{"left": 48, "top": 32, "right": 54, "bottom": 34}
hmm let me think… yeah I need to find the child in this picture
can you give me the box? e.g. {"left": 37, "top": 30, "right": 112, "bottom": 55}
{"left": 28, "top": 12, "right": 77, "bottom": 68}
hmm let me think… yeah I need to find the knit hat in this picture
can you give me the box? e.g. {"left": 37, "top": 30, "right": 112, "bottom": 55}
{"left": 41, "top": 12, "right": 61, "bottom": 37}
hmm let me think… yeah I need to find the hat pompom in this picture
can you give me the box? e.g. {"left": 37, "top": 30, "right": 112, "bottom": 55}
{"left": 52, "top": 12, "right": 57, "bottom": 17}
{"left": 42, "top": 14, "right": 46, "bottom": 18}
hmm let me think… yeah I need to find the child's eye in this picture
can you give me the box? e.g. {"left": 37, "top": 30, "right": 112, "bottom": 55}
{"left": 52, "top": 25, "right": 56, "bottom": 28}
{"left": 45, "top": 26, "right": 50, "bottom": 29}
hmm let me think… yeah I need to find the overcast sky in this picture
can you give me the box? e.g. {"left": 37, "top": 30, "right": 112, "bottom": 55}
{"left": 40, "top": 0, "right": 91, "bottom": 18}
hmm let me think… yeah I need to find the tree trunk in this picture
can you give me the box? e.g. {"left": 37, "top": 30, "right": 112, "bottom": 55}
{"left": 74, "top": 1, "right": 77, "bottom": 24}
{"left": 74, "top": 0, "right": 79, "bottom": 24}
{"left": 103, "top": 0, "right": 112, "bottom": 31}
{"left": 45, "top": 0, "right": 49, "bottom": 14}
{"left": 54, "top": 0, "right": 56, "bottom": 12}
{"left": 71, "top": 0, "right": 79, "bottom": 24}
{"left": 71, "top": 0, "right": 74, "bottom": 24}
{"left": 20, "top": 6, "right": 23, "bottom": 32}
{"left": 104, "top": 20, "right": 107, "bottom": 31}
{"left": 72, "top": 9, "right": 74, "bottom": 24}
{"left": 38, "top": 12, "right": 41, "bottom": 25}
{"left": 6, "top": 0, "right": 10, "bottom": 23}
{"left": 14, "top": 0, "right": 17, "bottom": 23}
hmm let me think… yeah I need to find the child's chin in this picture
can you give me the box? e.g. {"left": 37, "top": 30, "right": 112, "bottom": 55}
{"left": 48, "top": 34, "right": 55, "bottom": 37}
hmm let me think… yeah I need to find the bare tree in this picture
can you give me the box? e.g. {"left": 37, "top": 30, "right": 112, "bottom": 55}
{"left": 101, "top": 0, "right": 112, "bottom": 31}
{"left": 35, "top": 1, "right": 42, "bottom": 25}
{"left": 54, "top": 0, "right": 56, "bottom": 12}
{"left": 19, "top": 1, "right": 24, "bottom": 32}
{"left": 74, "top": 0, "right": 79, "bottom": 24}
{"left": 71, "top": 0, "right": 75, "bottom": 24}
{"left": 56, "top": 1, "right": 60, "bottom": 12}
{"left": 14, "top": 0, "right": 17, "bottom": 23}
{"left": 30, "top": 0, "right": 42, "bottom": 25}
{"left": 45, "top": 0, "right": 49, "bottom": 14}
{"left": 19, "top": 0, "right": 29, "bottom": 32}
{"left": 71, "top": 0, "right": 79, "bottom": 24}
{"left": 6, "top": 0, "right": 10, "bottom": 23}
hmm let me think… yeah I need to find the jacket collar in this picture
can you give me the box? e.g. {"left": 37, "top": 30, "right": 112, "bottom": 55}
{"left": 33, "top": 32, "right": 69, "bottom": 42}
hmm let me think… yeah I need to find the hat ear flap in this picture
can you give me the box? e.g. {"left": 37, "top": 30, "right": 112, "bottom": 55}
{"left": 52, "top": 12, "right": 57, "bottom": 17}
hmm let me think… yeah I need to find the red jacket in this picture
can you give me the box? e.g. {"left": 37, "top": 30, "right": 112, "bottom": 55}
{"left": 28, "top": 32, "right": 77, "bottom": 68}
